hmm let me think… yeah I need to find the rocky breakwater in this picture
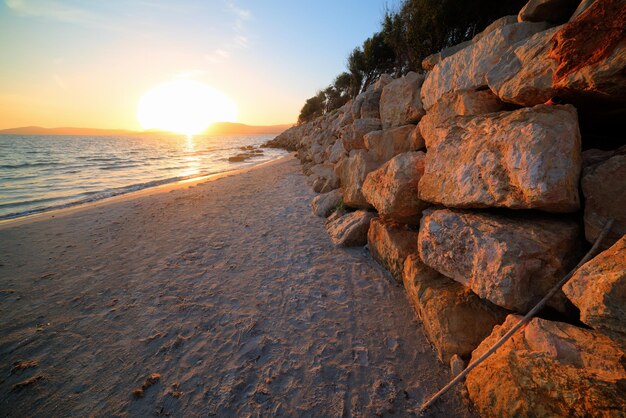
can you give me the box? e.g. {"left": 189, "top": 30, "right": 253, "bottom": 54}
{"left": 265, "top": 0, "right": 626, "bottom": 415}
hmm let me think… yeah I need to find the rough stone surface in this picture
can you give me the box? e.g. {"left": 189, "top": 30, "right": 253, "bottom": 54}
{"left": 421, "top": 41, "right": 472, "bottom": 71}
{"left": 402, "top": 254, "right": 508, "bottom": 362}
{"left": 466, "top": 315, "right": 626, "bottom": 418}
{"left": 367, "top": 219, "right": 418, "bottom": 281}
{"left": 362, "top": 152, "right": 429, "bottom": 225}
{"left": 379, "top": 72, "right": 426, "bottom": 129}
{"left": 518, "top": 0, "right": 579, "bottom": 23}
{"left": 421, "top": 21, "right": 549, "bottom": 110}
{"left": 327, "top": 139, "right": 346, "bottom": 164}
{"left": 311, "top": 188, "right": 343, "bottom": 218}
{"left": 341, "top": 118, "right": 382, "bottom": 152}
{"left": 335, "top": 150, "right": 380, "bottom": 209}
{"left": 563, "top": 235, "right": 626, "bottom": 347}
{"left": 326, "top": 210, "right": 377, "bottom": 247}
{"left": 418, "top": 209, "right": 581, "bottom": 313}
{"left": 409, "top": 125, "right": 425, "bottom": 151}
{"left": 489, "top": 6, "right": 626, "bottom": 107}
{"left": 363, "top": 125, "right": 415, "bottom": 163}
{"left": 419, "top": 104, "right": 582, "bottom": 213}
{"left": 472, "top": 15, "right": 518, "bottom": 43}
{"left": 419, "top": 88, "right": 507, "bottom": 145}
{"left": 582, "top": 151, "right": 626, "bottom": 247}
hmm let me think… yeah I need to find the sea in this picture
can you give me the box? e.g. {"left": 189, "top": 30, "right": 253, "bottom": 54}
{"left": 0, "top": 133, "right": 287, "bottom": 220}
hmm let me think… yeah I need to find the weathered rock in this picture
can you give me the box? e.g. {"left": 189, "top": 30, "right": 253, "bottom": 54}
{"left": 367, "top": 219, "right": 418, "bottom": 281}
{"left": 341, "top": 118, "right": 382, "bottom": 152}
{"left": 379, "top": 72, "right": 426, "bottom": 129}
{"left": 311, "top": 189, "right": 343, "bottom": 218}
{"left": 569, "top": 0, "right": 595, "bottom": 20}
{"left": 402, "top": 254, "right": 508, "bottom": 362}
{"left": 418, "top": 209, "right": 581, "bottom": 312}
{"left": 421, "top": 21, "right": 549, "bottom": 110}
{"left": 363, "top": 125, "right": 414, "bottom": 163}
{"left": 360, "top": 89, "right": 382, "bottom": 120}
{"left": 309, "top": 163, "right": 338, "bottom": 193}
{"left": 489, "top": 3, "right": 626, "bottom": 107}
{"left": 419, "top": 88, "right": 507, "bottom": 145}
{"left": 419, "top": 104, "right": 582, "bottom": 213}
{"left": 466, "top": 315, "right": 626, "bottom": 417}
{"left": 421, "top": 41, "right": 472, "bottom": 71}
{"left": 564, "top": 235, "right": 626, "bottom": 347}
{"left": 326, "top": 210, "right": 377, "bottom": 247}
{"left": 335, "top": 150, "right": 380, "bottom": 209}
{"left": 327, "top": 138, "right": 347, "bottom": 164}
{"left": 518, "top": 0, "right": 580, "bottom": 23}
{"left": 472, "top": 15, "right": 518, "bottom": 43}
{"left": 362, "top": 152, "right": 429, "bottom": 225}
{"left": 582, "top": 151, "right": 626, "bottom": 247}
{"left": 409, "top": 125, "right": 425, "bottom": 151}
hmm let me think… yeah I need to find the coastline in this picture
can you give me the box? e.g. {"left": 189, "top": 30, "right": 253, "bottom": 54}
{"left": 0, "top": 154, "right": 289, "bottom": 229}
{"left": 0, "top": 155, "right": 471, "bottom": 416}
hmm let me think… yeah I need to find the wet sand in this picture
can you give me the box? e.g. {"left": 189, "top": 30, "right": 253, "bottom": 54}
{"left": 0, "top": 156, "right": 472, "bottom": 417}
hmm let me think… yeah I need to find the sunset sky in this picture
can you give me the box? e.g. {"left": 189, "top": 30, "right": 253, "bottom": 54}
{"left": 0, "top": 0, "right": 391, "bottom": 130}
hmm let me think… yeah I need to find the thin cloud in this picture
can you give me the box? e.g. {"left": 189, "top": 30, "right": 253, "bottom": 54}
{"left": 4, "top": 0, "right": 119, "bottom": 30}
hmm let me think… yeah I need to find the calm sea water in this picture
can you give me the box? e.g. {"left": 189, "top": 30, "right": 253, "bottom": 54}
{"left": 0, "top": 134, "right": 286, "bottom": 219}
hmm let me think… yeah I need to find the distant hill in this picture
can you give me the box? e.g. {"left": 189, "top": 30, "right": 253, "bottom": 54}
{"left": 0, "top": 123, "right": 293, "bottom": 137}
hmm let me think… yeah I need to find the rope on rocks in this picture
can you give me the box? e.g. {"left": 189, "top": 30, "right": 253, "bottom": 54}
{"left": 419, "top": 218, "right": 616, "bottom": 415}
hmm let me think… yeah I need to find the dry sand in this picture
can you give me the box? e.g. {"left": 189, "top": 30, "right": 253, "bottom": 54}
{"left": 0, "top": 156, "right": 473, "bottom": 417}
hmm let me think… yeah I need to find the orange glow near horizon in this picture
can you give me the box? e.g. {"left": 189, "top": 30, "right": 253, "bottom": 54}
{"left": 137, "top": 80, "right": 237, "bottom": 135}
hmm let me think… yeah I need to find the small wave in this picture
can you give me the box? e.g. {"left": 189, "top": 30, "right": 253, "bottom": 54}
{"left": 0, "top": 162, "right": 61, "bottom": 169}
{"left": 99, "top": 164, "right": 141, "bottom": 170}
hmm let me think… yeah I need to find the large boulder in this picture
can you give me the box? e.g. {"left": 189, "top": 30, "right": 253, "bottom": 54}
{"left": 361, "top": 152, "right": 429, "bottom": 225}
{"left": 466, "top": 315, "right": 626, "bottom": 417}
{"left": 335, "top": 150, "right": 380, "bottom": 209}
{"left": 310, "top": 163, "right": 339, "bottom": 193}
{"left": 311, "top": 188, "right": 343, "bottom": 218}
{"left": 563, "top": 235, "right": 626, "bottom": 347}
{"left": 421, "top": 41, "right": 472, "bottom": 71}
{"left": 419, "top": 88, "right": 507, "bottom": 144}
{"left": 489, "top": 1, "right": 626, "bottom": 107}
{"left": 581, "top": 150, "right": 626, "bottom": 248}
{"left": 327, "top": 138, "right": 346, "bottom": 164}
{"left": 367, "top": 219, "right": 418, "bottom": 281}
{"left": 402, "top": 255, "right": 508, "bottom": 363}
{"left": 379, "top": 72, "right": 426, "bottom": 129}
{"left": 421, "top": 21, "right": 549, "bottom": 110}
{"left": 326, "top": 210, "right": 377, "bottom": 247}
{"left": 518, "top": 0, "right": 580, "bottom": 23}
{"left": 418, "top": 104, "right": 582, "bottom": 213}
{"left": 363, "top": 125, "right": 414, "bottom": 163}
{"left": 418, "top": 209, "right": 581, "bottom": 313}
{"left": 341, "top": 118, "right": 382, "bottom": 152}
{"left": 472, "top": 15, "right": 518, "bottom": 43}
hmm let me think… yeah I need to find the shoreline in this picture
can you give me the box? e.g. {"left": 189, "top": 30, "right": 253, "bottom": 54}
{"left": 0, "top": 154, "right": 290, "bottom": 230}
{"left": 0, "top": 155, "right": 469, "bottom": 416}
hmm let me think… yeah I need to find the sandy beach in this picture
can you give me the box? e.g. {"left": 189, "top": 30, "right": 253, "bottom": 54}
{"left": 0, "top": 156, "right": 471, "bottom": 417}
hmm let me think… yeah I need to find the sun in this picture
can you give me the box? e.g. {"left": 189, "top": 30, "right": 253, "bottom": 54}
{"left": 137, "top": 79, "right": 237, "bottom": 135}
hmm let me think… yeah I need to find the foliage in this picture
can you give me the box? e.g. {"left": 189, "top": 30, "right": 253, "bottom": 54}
{"left": 297, "top": 0, "right": 526, "bottom": 124}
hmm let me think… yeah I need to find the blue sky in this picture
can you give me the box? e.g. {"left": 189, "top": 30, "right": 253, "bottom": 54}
{"left": 0, "top": 0, "right": 395, "bottom": 128}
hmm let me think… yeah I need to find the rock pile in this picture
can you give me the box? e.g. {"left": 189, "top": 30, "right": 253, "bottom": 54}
{"left": 267, "top": 0, "right": 625, "bottom": 414}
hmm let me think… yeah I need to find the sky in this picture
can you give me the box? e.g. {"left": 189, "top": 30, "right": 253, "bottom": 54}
{"left": 0, "top": 0, "right": 395, "bottom": 130}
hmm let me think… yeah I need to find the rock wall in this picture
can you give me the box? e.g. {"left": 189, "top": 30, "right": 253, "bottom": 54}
{"left": 267, "top": 0, "right": 626, "bottom": 415}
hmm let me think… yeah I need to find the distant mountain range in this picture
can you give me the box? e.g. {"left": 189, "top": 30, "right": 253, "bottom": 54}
{"left": 0, "top": 122, "right": 293, "bottom": 136}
